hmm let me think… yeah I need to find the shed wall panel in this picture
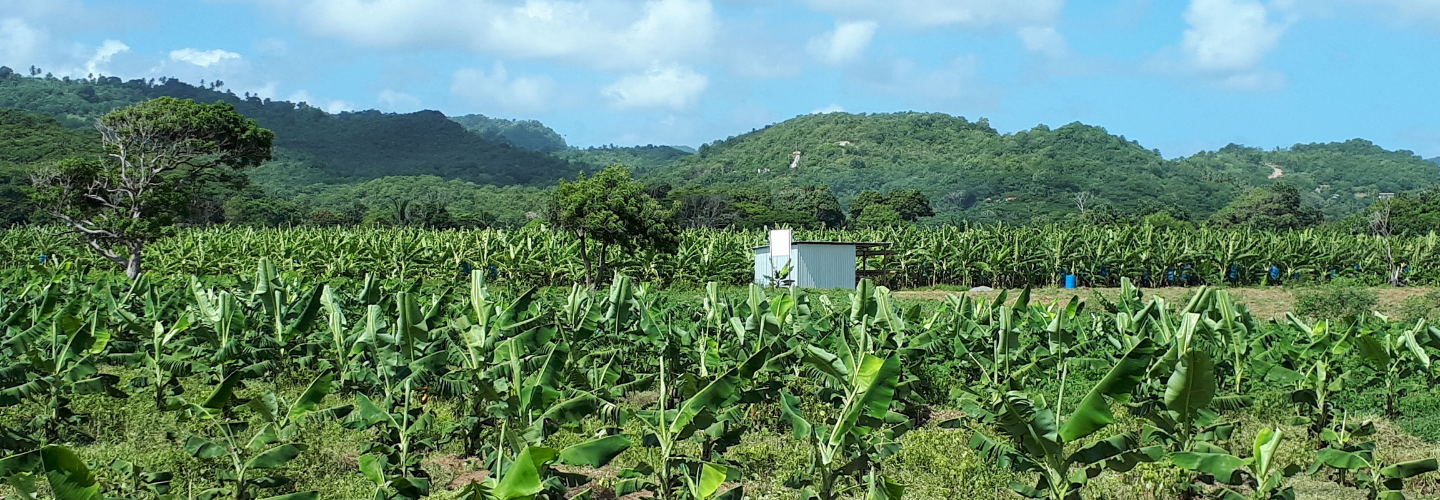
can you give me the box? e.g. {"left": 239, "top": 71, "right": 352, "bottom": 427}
{"left": 794, "top": 244, "right": 856, "bottom": 289}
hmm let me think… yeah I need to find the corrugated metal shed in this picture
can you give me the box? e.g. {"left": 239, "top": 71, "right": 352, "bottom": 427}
{"left": 754, "top": 241, "right": 891, "bottom": 289}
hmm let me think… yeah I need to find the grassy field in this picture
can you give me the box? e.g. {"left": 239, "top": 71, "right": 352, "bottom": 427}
{"left": 894, "top": 286, "right": 1440, "bottom": 321}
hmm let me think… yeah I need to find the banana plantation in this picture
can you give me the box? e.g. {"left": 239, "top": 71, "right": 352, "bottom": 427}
{"left": 2, "top": 260, "right": 1439, "bottom": 500}
{"left": 0, "top": 224, "right": 1436, "bottom": 288}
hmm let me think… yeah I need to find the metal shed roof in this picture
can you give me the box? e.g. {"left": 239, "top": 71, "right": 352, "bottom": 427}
{"left": 751, "top": 241, "right": 893, "bottom": 250}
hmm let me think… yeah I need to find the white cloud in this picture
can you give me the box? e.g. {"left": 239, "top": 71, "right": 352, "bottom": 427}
{"left": 807, "top": 21, "right": 877, "bottom": 64}
{"left": 85, "top": 39, "right": 129, "bottom": 76}
{"left": 850, "top": 55, "right": 1001, "bottom": 108}
{"left": 1017, "top": 26, "right": 1067, "bottom": 57}
{"left": 801, "top": 0, "right": 1062, "bottom": 28}
{"left": 0, "top": 18, "right": 44, "bottom": 63}
{"left": 450, "top": 63, "right": 556, "bottom": 113}
{"left": 811, "top": 104, "right": 846, "bottom": 114}
{"left": 377, "top": 90, "right": 423, "bottom": 111}
{"left": 1217, "top": 70, "right": 1287, "bottom": 91}
{"left": 169, "top": 48, "right": 242, "bottom": 67}
{"left": 1182, "top": 0, "right": 1289, "bottom": 73}
{"left": 603, "top": 64, "right": 709, "bottom": 111}
{"left": 250, "top": 0, "right": 716, "bottom": 70}
{"left": 286, "top": 90, "right": 355, "bottom": 114}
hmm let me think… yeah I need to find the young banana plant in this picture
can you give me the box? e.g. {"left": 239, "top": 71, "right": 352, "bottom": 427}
{"left": 176, "top": 373, "right": 341, "bottom": 500}
{"left": 626, "top": 337, "right": 776, "bottom": 500}
{"left": 1313, "top": 415, "right": 1439, "bottom": 500}
{"left": 0, "top": 306, "right": 124, "bottom": 446}
{"left": 1169, "top": 428, "right": 1300, "bottom": 500}
{"left": 0, "top": 445, "right": 117, "bottom": 500}
{"left": 1352, "top": 317, "right": 1432, "bottom": 417}
{"left": 1261, "top": 314, "right": 1356, "bottom": 435}
{"left": 780, "top": 342, "right": 906, "bottom": 500}
{"left": 967, "top": 338, "right": 1159, "bottom": 500}
{"left": 1134, "top": 313, "right": 1250, "bottom": 457}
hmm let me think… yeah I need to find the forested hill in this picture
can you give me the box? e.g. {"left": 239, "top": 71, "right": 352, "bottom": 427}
{"left": 1179, "top": 141, "right": 1440, "bottom": 219}
{"left": 645, "top": 112, "right": 1241, "bottom": 222}
{"left": 449, "top": 114, "right": 568, "bottom": 152}
{"left": 643, "top": 112, "right": 1440, "bottom": 223}
{"left": 0, "top": 72, "right": 583, "bottom": 186}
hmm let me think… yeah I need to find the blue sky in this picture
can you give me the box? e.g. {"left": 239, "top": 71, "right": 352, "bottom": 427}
{"left": 2, "top": 0, "right": 1439, "bottom": 158}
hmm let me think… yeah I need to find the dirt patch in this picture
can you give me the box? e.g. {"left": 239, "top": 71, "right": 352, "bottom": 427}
{"left": 894, "top": 287, "right": 1440, "bottom": 321}
{"left": 446, "top": 470, "right": 491, "bottom": 490}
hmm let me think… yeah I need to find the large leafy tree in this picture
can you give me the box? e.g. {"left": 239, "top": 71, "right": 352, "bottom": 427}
{"left": 887, "top": 189, "right": 934, "bottom": 221}
{"left": 31, "top": 97, "right": 274, "bottom": 279}
{"left": 548, "top": 165, "right": 677, "bottom": 286}
{"left": 1206, "top": 184, "right": 1322, "bottom": 231}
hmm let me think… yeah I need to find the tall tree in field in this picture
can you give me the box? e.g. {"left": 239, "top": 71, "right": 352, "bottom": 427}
{"left": 1206, "top": 184, "right": 1322, "bottom": 231}
{"left": 548, "top": 165, "right": 677, "bottom": 287}
{"left": 31, "top": 97, "right": 274, "bottom": 279}
{"left": 888, "top": 189, "right": 934, "bottom": 221}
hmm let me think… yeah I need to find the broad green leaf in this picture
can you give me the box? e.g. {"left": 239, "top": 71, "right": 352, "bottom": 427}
{"left": 183, "top": 435, "right": 227, "bottom": 459}
{"left": 1164, "top": 349, "right": 1216, "bottom": 425}
{"left": 558, "top": 436, "right": 631, "bottom": 468}
{"left": 1060, "top": 338, "right": 1155, "bottom": 442}
{"left": 494, "top": 446, "right": 558, "bottom": 500}
{"left": 287, "top": 371, "right": 335, "bottom": 422}
{"left": 1252, "top": 428, "right": 1283, "bottom": 478}
{"left": 39, "top": 446, "right": 100, "bottom": 500}
{"left": 1315, "top": 448, "right": 1369, "bottom": 470}
{"left": 245, "top": 444, "right": 308, "bottom": 470}
{"left": 203, "top": 370, "right": 248, "bottom": 410}
{"left": 1169, "top": 452, "right": 1246, "bottom": 485}
{"left": 669, "top": 374, "right": 739, "bottom": 435}
{"left": 696, "top": 463, "right": 728, "bottom": 499}
{"left": 1379, "top": 459, "right": 1438, "bottom": 479}
{"left": 779, "top": 392, "right": 813, "bottom": 440}
{"left": 358, "top": 454, "right": 385, "bottom": 485}
{"left": 828, "top": 355, "right": 901, "bottom": 447}
{"left": 867, "top": 475, "right": 904, "bottom": 500}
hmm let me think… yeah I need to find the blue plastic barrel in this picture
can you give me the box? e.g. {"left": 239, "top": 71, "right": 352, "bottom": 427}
{"left": 1064, "top": 275, "right": 1077, "bottom": 289}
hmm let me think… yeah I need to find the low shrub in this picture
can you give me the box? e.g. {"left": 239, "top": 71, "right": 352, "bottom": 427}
{"left": 1293, "top": 285, "right": 1379, "bottom": 319}
{"left": 1398, "top": 291, "right": 1440, "bottom": 322}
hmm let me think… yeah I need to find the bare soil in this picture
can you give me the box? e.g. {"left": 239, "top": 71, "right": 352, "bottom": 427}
{"left": 894, "top": 286, "right": 1438, "bottom": 321}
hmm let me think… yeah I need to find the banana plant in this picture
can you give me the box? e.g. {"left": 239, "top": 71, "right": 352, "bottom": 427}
{"left": 1169, "top": 428, "right": 1300, "bottom": 500}
{"left": 0, "top": 445, "right": 112, "bottom": 500}
{"left": 1313, "top": 416, "right": 1439, "bottom": 500}
{"left": 1261, "top": 314, "right": 1356, "bottom": 435}
{"left": 1133, "top": 313, "right": 1249, "bottom": 457}
{"left": 250, "top": 257, "right": 324, "bottom": 347}
{"left": 130, "top": 316, "right": 197, "bottom": 410}
{"left": 780, "top": 345, "right": 905, "bottom": 500}
{"left": 626, "top": 339, "right": 776, "bottom": 500}
{"left": 967, "top": 338, "right": 1159, "bottom": 500}
{"left": 1352, "top": 317, "right": 1431, "bottom": 417}
{"left": 0, "top": 306, "right": 124, "bottom": 447}
{"left": 452, "top": 437, "right": 633, "bottom": 500}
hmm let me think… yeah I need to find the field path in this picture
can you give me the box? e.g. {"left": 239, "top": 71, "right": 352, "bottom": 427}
{"left": 894, "top": 286, "right": 1435, "bottom": 320}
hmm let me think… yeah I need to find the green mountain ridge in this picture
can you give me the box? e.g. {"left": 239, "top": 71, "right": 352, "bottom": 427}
{"left": 0, "top": 72, "right": 584, "bottom": 187}
{"left": 642, "top": 112, "right": 1439, "bottom": 223}
{"left": 1, "top": 69, "right": 1436, "bottom": 227}
{"left": 449, "top": 114, "right": 568, "bottom": 152}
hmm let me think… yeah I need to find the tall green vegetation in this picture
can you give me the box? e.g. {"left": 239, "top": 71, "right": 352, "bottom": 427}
{"left": 30, "top": 97, "right": 274, "bottom": 279}
{"left": 1207, "top": 184, "right": 1324, "bottom": 231}
{"left": 3, "top": 271, "right": 1438, "bottom": 500}
{"left": 548, "top": 165, "right": 677, "bottom": 286}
